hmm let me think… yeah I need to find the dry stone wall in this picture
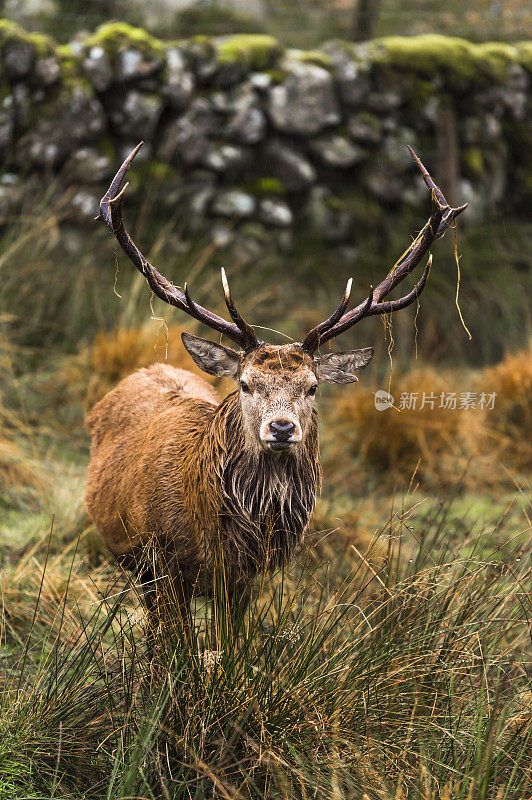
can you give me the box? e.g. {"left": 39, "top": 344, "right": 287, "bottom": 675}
{"left": 1, "top": 20, "right": 531, "bottom": 249}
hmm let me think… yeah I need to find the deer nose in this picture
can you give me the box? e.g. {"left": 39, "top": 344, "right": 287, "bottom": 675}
{"left": 269, "top": 420, "right": 296, "bottom": 442}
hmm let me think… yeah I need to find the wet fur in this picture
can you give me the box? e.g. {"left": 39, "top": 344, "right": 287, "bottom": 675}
{"left": 85, "top": 364, "right": 321, "bottom": 602}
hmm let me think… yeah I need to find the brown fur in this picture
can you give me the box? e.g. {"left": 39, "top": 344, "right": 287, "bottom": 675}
{"left": 85, "top": 359, "right": 321, "bottom": 614}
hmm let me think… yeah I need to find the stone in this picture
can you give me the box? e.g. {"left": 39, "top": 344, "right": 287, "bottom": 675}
{"left": 308, "top": 134, "right": 364, "bottom": 168}
{"left": 72, "top": 189, "right": 100, "bottom": 219}
{"left": 262, "top": 141, "right": 316, "bottom": 191}
{"left": 188, "top": 185, "right": 216, "bottom": 217}
{"left": 305, "top": 186, "right": 351, "bottom": 241}
{"left": 0, "top": 110, "right": 14, "bottom": 153}
{"left": 365, "top": 163, "right": 404, "bottom": 203}
{"left": 12, "top": 84, "right": 31, "bottom": 131}
{"left": 225, "top": 84, "right": 266, "bottom": 144}
{"left": 212, "top": 190, "right": 256, "bottom": 218}
{"left": 82, "top": 46, "right": 113, "bottom": 92}
{"left": 0, "top": 183, "right": 24, "bottom": 217}
{"left": 269, "top": 60, "right": 340, "bottom": 136}
{"left": 157, "top": 98, "right": 216, "bottom": 166}
{"left": 259, "top": 198, "right": 293, "bottom": 227}
{"left": 164, "top": 48, "right": 194, "bottom": 110}
{"left": 483, "top": 114, "right": 502, "bottom": 140}
{"left": 34, "top": 57, "right": 60, "bottom": 87}
{"left": 0, "top": 117, "right": 13, "bottom": 153}
{"left": 210, "top": 224, "right": 236, "bottom": 248}
{"left": 118, "top": 48, "right": 162, "bottom": 82}
{"left": 366, "top": 91, "right": 403, "bottom": 114}
{"left": 64, "top": 88, "right": 106, "bottom": 143}
{"left": 202, "top": 144, "right": 250, "bottom": 174}
{"left": 21, "top": 87, "right": 106, "bottom": 168}
{"left": 421, "top": 96, "right": 439, "bottom": 124}
{"left": 347, "top": 113, "right": 382, "bottom": 145}
{"left": 383, "top": 130, "right": 418, "bottom": 171}
{"left": 28, "top": 137, "right": 64, "bottom": 168}
{"left": 109, "top": 91, "right": 162, "bottom": 140}
{"left": 117, "top": 140, "right": 152, "bottom": 164}
{"left": 250, "top": 72, "right": 272, "bottom": 91}
{"left": 63, "top": 148, "right": 112, "bottom": 184}
{"left": 4, "top": 39, "right": 34, "bottom": 81}
{"left": 322, "top": 44, "right": 370, "bottom": 107}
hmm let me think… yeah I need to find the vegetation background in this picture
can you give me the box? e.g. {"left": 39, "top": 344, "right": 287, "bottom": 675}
{"left": 0, "top": 2, "right": 530, "bottom": 799}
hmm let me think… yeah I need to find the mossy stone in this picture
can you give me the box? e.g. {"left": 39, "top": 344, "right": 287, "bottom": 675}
{"left": 215, "top": 34, "right": 282, "bottom": 70}
{"left": 371, "top": 34, "right": 516, "bottom": 86}
{"left": 288, "top": 49, "right": 333, "bottom": 70}
{"left": 516, "top": 41, "right": 532, "bottom": 73}
{"left": 82, "top": 22, "right": 166, "bottom": 61}
{"left": 0, "top": 19, "right": 54, "bottom": 58}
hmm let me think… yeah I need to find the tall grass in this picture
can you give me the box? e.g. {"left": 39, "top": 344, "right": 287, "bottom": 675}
{"left": 1, "top": 498, "right": 530, "bottom": 799}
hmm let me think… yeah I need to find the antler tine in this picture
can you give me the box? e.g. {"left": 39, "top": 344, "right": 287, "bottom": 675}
{"left": 367, "top": 255, "right": 432, "bottom": 317}
{"left": 220, "top": 268, "right": 258, "bottom": 350}
{"left": 97, "top": 143, "right": 256, "bottom": 350}
{"left": 301, "top": 278, "right": 352, "bottom": 353}
{"left": 302, "top": 149, "right": 467, "bottom": 350}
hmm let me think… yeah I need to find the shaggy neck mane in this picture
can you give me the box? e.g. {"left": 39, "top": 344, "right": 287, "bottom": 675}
{"left": 193, "top": 393, "right": 321, "bottom": 573}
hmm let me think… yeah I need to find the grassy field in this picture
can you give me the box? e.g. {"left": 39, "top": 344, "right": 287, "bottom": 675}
{"left": 0, "top": 176, "right": 531, "bottom": 798}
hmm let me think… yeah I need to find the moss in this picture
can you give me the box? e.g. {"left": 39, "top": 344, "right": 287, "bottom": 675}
{"left": 266, "top": 68, "right": 288, "bottom": 84}
{"left": 215, "top": 34, "right": 282, "bottom": 70}
{"left": 0, "top": 19, "right": 55, "bottom": 58}
{"left": 516, "top": 41, "right": 532, "bottom": 73}
{"left": 55, "top": 44, "right": 82, "bottom": 84}
{"left": 249, "top": 177, "right": 286, "bottom": 196}
{"left": 353, "top": 110, "right": 380, "bottom": 129}
{"left": 371, "top": 34, "right": 517, "bottom": 85}
{"left": 82, "top": 21, "right": 165, "bottom": 60}
{"left": 288, "top": 48, "right": 332, "bottom": 70}
{"left": 462, "top": 147, "right": 484, "bottom": 178}
{"left": 475, "top": 41, "right": 516, "bottom": 81}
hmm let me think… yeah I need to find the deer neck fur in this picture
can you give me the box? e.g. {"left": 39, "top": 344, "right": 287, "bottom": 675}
{"left": 188, "top": 392, "right": 321, "bottom": 575}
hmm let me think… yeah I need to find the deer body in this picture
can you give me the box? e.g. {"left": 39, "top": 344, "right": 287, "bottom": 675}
{"left": 87, "top": 142, "right": 465, "bottom": 626}
{"left": 86, "top": 359, "right": 320, "bottom": 605}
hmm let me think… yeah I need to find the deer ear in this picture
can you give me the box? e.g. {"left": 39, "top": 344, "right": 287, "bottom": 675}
{"left": 316, "top": 348, "right": 374, "bottom": 384}
{"left": 181, "top": 332, "right": 240, "bottom": 378}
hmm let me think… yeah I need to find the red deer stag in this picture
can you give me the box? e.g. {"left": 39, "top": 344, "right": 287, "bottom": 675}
{"left": 85, "top": 142, "right": 466, "bottom": 632}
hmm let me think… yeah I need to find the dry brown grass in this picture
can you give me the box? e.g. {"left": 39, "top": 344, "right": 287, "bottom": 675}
{"left": 328, "top": 346, "right": 532, "bottom": 492}
{"left": 479, "top": 344, "right": 532, "bottom": 471}
{"left": 55, "top": 320, "right": 226, "bottom": 412}
{"left": 0, "top": 434, "right": 42, "bottom": 495}
{"left": 332, "top": 367, "right": 472, "bottom": 489}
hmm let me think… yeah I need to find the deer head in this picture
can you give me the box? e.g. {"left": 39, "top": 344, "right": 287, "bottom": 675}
{"left": 96, "top": 143, "right": 466, "bottom": 453}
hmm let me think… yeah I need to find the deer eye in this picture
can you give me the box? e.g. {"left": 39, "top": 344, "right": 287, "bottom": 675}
{"left": 240, "top": 380, "right": 251, "bottom": 394}
{"left": 306, "top": 384, "right": 318, "bottom": 397}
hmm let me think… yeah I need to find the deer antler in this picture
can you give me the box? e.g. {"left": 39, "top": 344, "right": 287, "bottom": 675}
{"left": 300, "top": 147, "right": 467, "bottom": 353}
{"left": 97, "top": 142, "right": 259, "bottom": 351}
